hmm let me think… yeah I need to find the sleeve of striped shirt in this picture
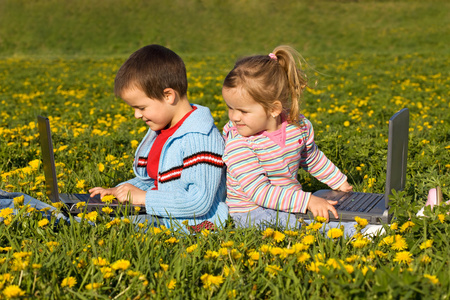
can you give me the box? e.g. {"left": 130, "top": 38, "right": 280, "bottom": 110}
{"left": 224, "top": 138, "right": 311, "bottom": 213}
{"left": 299, "top": 118, "right": 347, "bottom": 189}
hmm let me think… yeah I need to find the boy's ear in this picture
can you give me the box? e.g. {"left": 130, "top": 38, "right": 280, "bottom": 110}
{"left": 163, "top": 88, "right": 177, "bottom": 104}
{"left": 270, "top": 100, "right": 283, "bottom": 117}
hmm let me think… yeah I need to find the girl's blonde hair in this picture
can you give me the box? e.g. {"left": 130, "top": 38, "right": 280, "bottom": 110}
{"left": 223, "top": 45, "right": 308, "bottom": 124}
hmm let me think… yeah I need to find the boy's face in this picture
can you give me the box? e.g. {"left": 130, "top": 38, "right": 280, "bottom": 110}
{"left": 121, "top": 87, "right": 174, "bottom": 131}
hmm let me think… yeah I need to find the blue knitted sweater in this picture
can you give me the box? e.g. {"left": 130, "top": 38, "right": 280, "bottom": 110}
{"left": 121, "top": 104, "right": 228, "bottom": 228}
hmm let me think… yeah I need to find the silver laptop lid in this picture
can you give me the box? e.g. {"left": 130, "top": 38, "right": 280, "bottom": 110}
{"left": 384, "top": 108, "right": 409, "bottom": 206}
{"left": 37, "top": 116, "right": 60, "bottom": 203}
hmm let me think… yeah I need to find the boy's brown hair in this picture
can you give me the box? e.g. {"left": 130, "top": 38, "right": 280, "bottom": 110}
{"left": 114, "top": 44, "right": 188, "bottom": 100}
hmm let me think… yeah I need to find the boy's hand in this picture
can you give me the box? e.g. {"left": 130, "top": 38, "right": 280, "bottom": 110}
{"left": 89, "top": 184, "right": 146, "bottom": 205}
{"left": 307, "top": 195, "right": 338, "bottom": 222}
{"left": 336, "top": 181, "right": 353, "bottom": 192}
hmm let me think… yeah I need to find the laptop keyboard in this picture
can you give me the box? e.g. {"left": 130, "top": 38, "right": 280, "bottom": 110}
{"left": 334, "top": 192, "right": 384, "bottom": 212}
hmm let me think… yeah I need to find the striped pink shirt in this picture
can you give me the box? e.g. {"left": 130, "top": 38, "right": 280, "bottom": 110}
{"left": 223, "top": 116, "right": 347, "bottom": 214}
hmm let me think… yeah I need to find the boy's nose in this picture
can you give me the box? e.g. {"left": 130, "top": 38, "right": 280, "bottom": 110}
{"left": 134, "top": 110, "right": 142, "bottom": 119}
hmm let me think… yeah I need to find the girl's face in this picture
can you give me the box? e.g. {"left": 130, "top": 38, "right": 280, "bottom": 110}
{"left": 222, "top": 87, "right": 280, "bottom": 137}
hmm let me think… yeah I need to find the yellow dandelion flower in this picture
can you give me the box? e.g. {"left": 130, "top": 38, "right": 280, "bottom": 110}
{"left": 326, "top": 258, "right": 343, "bottom": 269}
{"left": 424, "top": 274, "right": 439, "bottom": 285}
{"left": 186, "top": 244, "right": 198, "bottom": 253}
{"left": 3, "top": 285, "right": 26, "bottom": 298}
{"left": 28, "top": 159, "right": 40, "bottom": 169}
{"left": 307, "top": 261, "right": 324, "bottom": 273}
{"left": 61, "top": 276, "right": 77, "bottom": 288}
{"left": 352, "top": 237, "right": 370, "bottom": 248}
{"left": 374, "top": 250, "right": 388, "bottom": 258}
{"left": 92, "top": 257, "right": 109, "bottom": 266}
{"left": 218, "top": 247, "right": 228, "bottom": 256}
{"left": 391, "top": 235, "right": 408, "bottom": 251}
{"left": 419, "top": 239, "right": 433, "bottom": 250}
{"left": 0, "top": 207, "right": 14, "bottom": 218}
{"left": 52, "top": 202, "right": 64, "bottom": 209}
{"left": 354, "top": 216, "right": 369, "bottom": 228}
{"left": 400, "top": 221, "right": 415, "bottom": 233}
{"left": 269, "top": 246, "right": 283, "bottom": 256}
{"left": 75, "top": 180, "right": 85, "bottom": 189}
{"left": 302, "top": 235, "right": 315, "bottom": 245}
{"left": 344, "top": 121, "right": 350, "bottom": 127}
{"left": 390, "top": 222, "right": 399, "bottom": 230}
{"left": 223, "top": 265, "right": 236, "bottom": 277}
{"left": 85, "top": 282, "right": 102, "bottom": 290}
{"left": 204, "top": 250, "right": 219, "bottom": 260}
{"left": 101, "top": 194, "right": 115, "bottom": 203}
{"left": 306, "top": 222, "right": 323, "bottom": 231}
{"left": 265, "top": 264, "right": 282, "bottom": 276}
{"left": 345, "top": 255, "right": 359, "bottom": 263}
{"left": 421, "top": 254, "right": 432, "bottom": 264}
{"left": 230, "top": 249, "right": 242, "bottom": 260}
{"left": 38, "top": 218, "right": 49, "bottom": 227}
{"left": 75, "top": 202, "right": 86, "bottom": 209}
{"left": 98, "top": 163, "right": 105, "bottom": 172}
{"left": 111, "top": 259, "right": 130, "bottom": 271}
{"left": 13, "top": 195, "right": 24, "bottom": 206}
{"left": 201, "top": 229, "right": 210, "bottom": 237}
{"left": 200, "top": 273, "right": 224, "bottom": 290}
{"left": 165, "top": 237, "right": 179, "bottom": 244}
{"left": 273, "top": 231, "right": 285, "bottom": 242}
{"left": 102, "top": 207, "right": 113, "bottom": 214}
{"left": 131, "top": 140, "right": 139, "bottom": 148}
{"left": 221, "top": 241, "right": 234, "bottom": 248}
{"left": 167, "top": 279, "right": 176, "bottom": 290}
{"left": 438, "top": 214, "right": 445, "bottom": 223}
{"left": 361, "top": 265, "right": 376, "bottom": 276}
{"left": 292, "top": 243, "right": 309, "bottom": 252}
{"left": 393, "top": 251, "right": 413, "bottom": 264}
{"left": 248, "top": 250, "right": 260, "bottom": 261}
{"left": 100, "top": 267, "right": 114, "bottom": 278}
{"left": 262, "top": 228, "right": 274, "bottom": 238}
{"left": 344, "top": 264, "right": 354, "bottom": 274}
{"left": 284, "top": 230, "right": 299, "bottom": 236}
{"left": 159, "top": 262, "right": 169, "bottom": 272}
{"left": 315, "top": 216, "right": 327, "bottom": 223}
{"left": 86, "top": 211, "right": 98, "bottom": 222}
{"left": 327, "top": 228, "right": 344, "bottom": 239}
{"left": 297, "top": 252, "right": 311, "bottom": 263}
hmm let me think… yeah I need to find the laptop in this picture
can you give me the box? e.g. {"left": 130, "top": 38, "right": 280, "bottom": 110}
{"left": 296, "top": 108, "right": 409, "bottom": 224}
{"left": 37, "top": 116, "right": 146, "bottom": 216}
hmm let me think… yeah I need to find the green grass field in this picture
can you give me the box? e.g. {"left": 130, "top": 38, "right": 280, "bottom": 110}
{"left": 1, "top": 0, "right": 450, "bottom": 298}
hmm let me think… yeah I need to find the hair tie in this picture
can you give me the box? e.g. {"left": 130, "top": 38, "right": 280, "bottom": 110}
{"left": 268, "top": 53, "right": 277, "bottom": 61}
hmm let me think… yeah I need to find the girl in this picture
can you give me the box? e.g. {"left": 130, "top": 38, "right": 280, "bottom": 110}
{"left": 222, "top": 45, "right": 353, "bottom": 230}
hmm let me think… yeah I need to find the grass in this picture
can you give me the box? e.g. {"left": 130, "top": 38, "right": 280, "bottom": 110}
{"left": 1, "top": 0, "right": 450, "bottom": 298}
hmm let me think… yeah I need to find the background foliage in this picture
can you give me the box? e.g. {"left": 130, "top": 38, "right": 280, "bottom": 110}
{"left": 0, "top": 0, "right": 449, "bottom": 298}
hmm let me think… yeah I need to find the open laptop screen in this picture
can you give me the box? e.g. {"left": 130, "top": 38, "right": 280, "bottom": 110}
{"left": 37, "top": 116, "right": 60, "bottom": 203}
{"left": 384, "top": 108, "right": 409, "bottom": 204}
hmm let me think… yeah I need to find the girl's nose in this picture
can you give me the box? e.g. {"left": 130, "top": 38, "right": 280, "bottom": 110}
{"left": 229, "top": 110, "right": 239, "bottom": 122}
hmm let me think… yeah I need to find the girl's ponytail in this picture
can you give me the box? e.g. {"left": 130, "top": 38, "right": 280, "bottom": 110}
{"left": 271, "top": 46, "right": 307, "bottom": 124}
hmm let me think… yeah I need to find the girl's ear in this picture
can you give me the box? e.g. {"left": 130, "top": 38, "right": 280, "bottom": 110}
{"left": 270, "top": 100, "right": 283, "bottom": 118}
{"left": 163, "top": 88, "right": 177, "bottom": 104}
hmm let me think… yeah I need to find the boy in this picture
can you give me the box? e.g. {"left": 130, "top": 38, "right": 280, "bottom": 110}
{"left": 89, "top": 45, "right": 228, "bottom": 231}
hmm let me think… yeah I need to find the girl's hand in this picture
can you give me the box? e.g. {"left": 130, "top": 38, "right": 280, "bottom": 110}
{"left": 336, "top": 181, "right": 353, "bottom": 192}
{"left": 307, "top": 195, "right": 338, "bottom": 222}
